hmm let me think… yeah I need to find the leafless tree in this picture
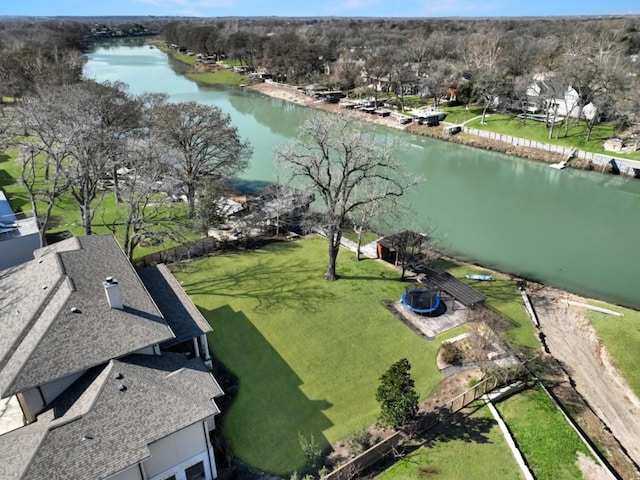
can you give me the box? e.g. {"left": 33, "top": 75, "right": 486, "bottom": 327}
{"left": 275, "top": 113, "right": 417, "bottom": 280}
{"left": 109, "top": 136, "right": 185, "bottom": 260}
{"left": 18, "top": 143, "right": 69, "bottom": 247}
{"left": 150, "top": 101, "right": 252, "bottom": 218}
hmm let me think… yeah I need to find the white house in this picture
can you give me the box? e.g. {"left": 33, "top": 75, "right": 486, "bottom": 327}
{"left": 526, "top": 80, "right": 597, "bottom": 120}
{"left": 0, "top": 189, "right": 40, "bottom": 271}
{"left": 0, "top": 235, "right": 223, "bottom": 480}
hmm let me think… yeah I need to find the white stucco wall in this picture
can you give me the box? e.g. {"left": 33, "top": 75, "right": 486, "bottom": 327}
{"left": 105, "top": 465, "right": 144, "bottom": 480}
{"left": 19, "top": 370, "right": 86, "bottom": 420}
{"left": 145, "top": 421, "right": 216, "bottom": 480}
{"left": 0, "top": 231, "right": 39, "bottom": 270}
{"left": 39, "top": 370, "right": 84, "bottom": 404}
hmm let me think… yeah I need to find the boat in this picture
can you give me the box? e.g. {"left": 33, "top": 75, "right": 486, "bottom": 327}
{"left": 465, "top": 274, "right": 494, "bottom": 281}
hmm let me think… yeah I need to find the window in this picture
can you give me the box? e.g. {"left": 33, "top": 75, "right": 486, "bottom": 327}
{"left": 185, "top": 461, "right": 205, "bottom": 480}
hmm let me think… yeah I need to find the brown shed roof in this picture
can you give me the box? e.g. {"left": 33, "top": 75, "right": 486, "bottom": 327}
{"left": 418, "top": 268, "right": 486, "bottom": 308}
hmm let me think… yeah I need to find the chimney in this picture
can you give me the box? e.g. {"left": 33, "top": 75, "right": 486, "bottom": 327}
{"left": 103, "top": 277, "right": 123, "bottom": 310}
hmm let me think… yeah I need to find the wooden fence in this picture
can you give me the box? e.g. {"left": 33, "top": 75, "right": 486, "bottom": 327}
{"left": 133, "top": 235, "right": 283, "bottom": 268}
{"left": 322, "top": 371, "right": 525, "bottom": 480}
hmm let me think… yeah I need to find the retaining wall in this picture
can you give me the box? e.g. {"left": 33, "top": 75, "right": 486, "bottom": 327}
{"left": 462, "top": 127, "right": 640, "bottom": 178}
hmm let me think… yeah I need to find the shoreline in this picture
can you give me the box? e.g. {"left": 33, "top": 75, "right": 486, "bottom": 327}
{"left": 249, "top": 82, "right": 599, "bottom": 171}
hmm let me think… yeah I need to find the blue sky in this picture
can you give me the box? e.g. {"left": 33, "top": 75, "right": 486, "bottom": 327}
{"left": 1, "top": 0, "right": 638, "bottom": 18}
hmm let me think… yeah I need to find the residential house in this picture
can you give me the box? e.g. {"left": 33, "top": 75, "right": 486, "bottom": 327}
{"left": 526, "top": 79, "right": 597, "bottom": 120}
{"left": 0, "top": 190, "right": 40, "bottom": 271}
{"left": 0, "top": 235, "right": 222, "bottom": 480}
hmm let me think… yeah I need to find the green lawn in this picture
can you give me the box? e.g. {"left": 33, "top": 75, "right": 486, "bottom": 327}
{"left": 496, "top": 385, "right": 592, "bottom": 480}
{"left": 187, "top": 70, "right": 248, "bottom": 86}
{"left": 441, "top": 105, "right": 485, "bottom": 125}
{"left": 587, "top": 301, "right": 640, "bottom": 399}
{"left": 378, "top": 404, "right": 525, "bottom": 480}
{"left": 172, "top": 237, "right": 466, "bottom": 475}
{"left": 341, "top": 229, "right": 378, "bottom": 246}
{"left": 465, "top": 113, "right": 640, "bottom": 160}
{"left": 157, "top": 44, "right": 197, "bottom": 65}
{"left": 446, "top": 263, "right": 539, "bottom": 350}
{"left": 0, "top": 146, "right": 194, "bottom": 258}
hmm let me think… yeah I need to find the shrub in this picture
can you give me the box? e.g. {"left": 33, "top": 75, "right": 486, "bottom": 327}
{"left": 346, "top": 429, "right": 373, "bottom": 456}
{"left": 440, "top": 342, "right": 461, "bottom": 365}
{"left": 298, "top": 433, "right": 323, "bottom": 469}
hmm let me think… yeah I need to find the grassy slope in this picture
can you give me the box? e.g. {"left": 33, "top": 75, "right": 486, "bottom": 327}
{"left": 187, "top": 70, "right": 248, "bottom": 86}
{"left": 378, "top": 404, "right": 525, "bottom": 480}
{"left": 446, "top": 263, "right": 539, "bottom": 350}
{"left": 466, "top": 113, "right": 640, "bottom": 160}
{"left": 497, "top": 385, "right": 591, "bottom": 480}
{"left": 587, "top": 301, "right": 640, "bottom": 398}
{"left": 173, "top": 237, "right": 466, "bottom": 475}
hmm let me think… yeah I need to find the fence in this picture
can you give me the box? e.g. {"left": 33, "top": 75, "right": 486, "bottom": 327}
{"left": 133, "top": 235, "right": 282, "bottom": 268}
{"left": 322, "top": 372, "right": 525, "bottom": 480}
{"left": 462, "top": 126, "right": 640, "bottom": 177}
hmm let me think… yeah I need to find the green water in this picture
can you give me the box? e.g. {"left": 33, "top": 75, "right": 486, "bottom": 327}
{"left": 85, "top": 39, "right": 640, "bottom": 308}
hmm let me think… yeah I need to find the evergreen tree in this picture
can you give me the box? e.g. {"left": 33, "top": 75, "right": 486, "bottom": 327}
{"left": 375, "top": 358, "right": 419, "bottom": 429}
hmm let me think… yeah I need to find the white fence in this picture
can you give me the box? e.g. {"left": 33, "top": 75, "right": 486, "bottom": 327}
{"left": 462, "top": 127, "right": 640, "bottom": 178}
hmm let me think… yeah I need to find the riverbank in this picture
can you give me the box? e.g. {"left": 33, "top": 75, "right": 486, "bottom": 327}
{"left": 250, "top": 82, "right": 597, "bottom": 170}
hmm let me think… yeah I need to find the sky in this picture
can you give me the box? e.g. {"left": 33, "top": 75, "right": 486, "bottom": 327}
{"left": 0, "top": 0, "right": 638, "bottom": 18}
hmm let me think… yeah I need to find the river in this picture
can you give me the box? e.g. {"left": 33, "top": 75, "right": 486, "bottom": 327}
{"left": 84, "top": 39, "right": 640, "bottom": 308}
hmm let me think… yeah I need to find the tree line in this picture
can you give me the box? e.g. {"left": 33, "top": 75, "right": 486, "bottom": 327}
{"left": 161, "top": 16, "right": 640, "bottom": 140}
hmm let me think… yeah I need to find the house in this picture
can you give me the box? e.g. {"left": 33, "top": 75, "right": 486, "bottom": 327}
{"left": 526, "top": 79, "right": 597, "bottom": 120}
{"left": 0, "top": 189, "right": 40, "bottom": 271}
{"left": 0, "top": 235, "right": 222, "bottom": 480}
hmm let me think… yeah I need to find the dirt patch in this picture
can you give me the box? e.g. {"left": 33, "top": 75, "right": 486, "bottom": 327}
{"left": 531, "top": 285, "right": 640, "bottom": 479}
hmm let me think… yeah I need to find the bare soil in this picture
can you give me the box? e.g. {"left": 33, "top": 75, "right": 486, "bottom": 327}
{"left": 530, "top": 285, "right": 640, "bottom": 479}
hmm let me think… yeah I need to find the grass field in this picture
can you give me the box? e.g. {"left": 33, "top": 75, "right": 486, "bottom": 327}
{"left": 441, "top": 105, "right": 485, "bottom": 125}
{"left": 465, "top": 113, "right": 640, "bottom": 160}
{"left": 587, "top": 301, "right": 640, "bottom": 399}
{"left": 446, "top": 263, "right": 539, "bottom": 350}
{"left": 378, "top": 404, "right": 525, "bottom": 480}
{"left": 0, "top": 146, "right": 193, "bottom": 258}
{"left": 172, "top": 237, "right": 466, "bottom": 475}
{"left": 187, "top": 70, "right": 248, "bottom": 86}
{"left": 496, "top": 384, "right": 591, "bottom": 480}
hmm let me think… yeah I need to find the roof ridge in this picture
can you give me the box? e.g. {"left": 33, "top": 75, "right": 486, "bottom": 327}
{"left": 0, "top": 264, "right": 66, "bottom": 375}
{"left": 1, "top": 278, "right": 73, "bottom": 396}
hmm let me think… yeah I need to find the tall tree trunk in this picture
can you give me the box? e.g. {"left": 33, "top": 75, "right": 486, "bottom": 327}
{"left": 112, "top": 165, "right": 121, "bottom": 204}
{"left": 355, "top": 226, "right": 363, "bottom": 262}
{"left": 186, "top": 186, "right": 196, "bottom": 218}
{"left": 325, "top": 225, "right": 341, "bottom": 281}
{"left": 82, "top": 204, "right": 92, "bottom": 235}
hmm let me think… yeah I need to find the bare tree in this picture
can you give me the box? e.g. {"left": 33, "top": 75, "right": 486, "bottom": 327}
{"left": 18, "top": 143, "right": 69, "bottom": 247}
{"left": 274, "top": 113, "right": 417, "bottom": 281}
{"left": 150, "top": 101, "right": 252, "bottom": 218}
{"left": 111, "top": 136, "right": 185, "bottom": 260}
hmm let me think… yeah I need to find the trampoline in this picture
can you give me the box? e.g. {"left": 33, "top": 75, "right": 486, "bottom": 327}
{"left": 402, "top": 288, "right": 441, "bottom": 315}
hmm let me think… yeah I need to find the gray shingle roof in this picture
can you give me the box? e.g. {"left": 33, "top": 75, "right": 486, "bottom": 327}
{"left": 0, "top": 353, "right": 222, "bottom": 480}
{"left": 0, "top": 235, "right": 176, "bottom": 397}
{"left": 138, "top": 264, "right": 211, "bottom": 348}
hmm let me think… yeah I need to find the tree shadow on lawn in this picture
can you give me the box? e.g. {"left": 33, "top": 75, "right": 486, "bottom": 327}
{"left": 204, "top": 304, "right": 334, "bottom": 475}
{"left": 179, "top": 249, "right": 335, "bottom": 312}
{"left": 417, "top": 407, "right": 496, "bottom": 447}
